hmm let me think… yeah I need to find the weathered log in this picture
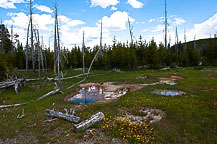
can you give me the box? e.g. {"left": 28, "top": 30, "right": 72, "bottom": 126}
{"left": 46, "top": 109, "right": 82, "bottom": 124}
{"left": 67, "top": 77, "right": 86, "bottom": 90}
{"left": 0, "top": 78, "right": 25, "bottom": 91}
{"left": 74, "top": 112, "right": 105, "bottom": 131}
{"left": 26, "top": 77, "right": 45, "bottom": 82}
{"left": 37, "top": 87, "right": 60, "bottom": 101}
{"left": 0, "top": 81, "right": 15, "bottom": 89}
{"left": 47, "top": 73, "right": 88, "bottom": 81}
{"left": 37, "top": 79, "right": 62, "bottom": 101}
{"left": 0, "top": 103, "right": 27, "bottom": 109}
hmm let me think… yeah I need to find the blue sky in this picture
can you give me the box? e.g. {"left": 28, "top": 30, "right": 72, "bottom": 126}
{"left": 1, "top": 0, "right": 217, "bottom": 49}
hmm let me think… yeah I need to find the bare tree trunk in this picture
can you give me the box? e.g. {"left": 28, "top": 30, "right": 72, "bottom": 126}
{"left": 128, "top": 17, "right": 133, "bottom": 45}
{"left": 184, "top": 28, "right": 187, "bottom": 52}
{"left": 26, "top": 21, "right": 30, "bottom": 74}
{"left": 43, "top": 50, "right": 48, "bottom": 75}
{"left": 164, "top": 0, "right": 168, "bottom": 56}
{"left": 175, "top": 27, "right": 179, "bottom": 55}
{"left": 87, "top": 20, "right": 103, "bottom": 77}
{"left": 37, "top": 29, "right": 41, "bottom": 78}
{"left": 54, "top": 4, "right": 58, "bottom": 75}
{"left": 30, "top": 0, "right": 35, "bottom": 73}
{"left": 41, "top": 35, "right": 45, "bottom": 72}
{"left": 1, "top": 19, "right": 4, "bottom": 52}
{"left": 82, "top": 31, "right": 85, "bottom": 75}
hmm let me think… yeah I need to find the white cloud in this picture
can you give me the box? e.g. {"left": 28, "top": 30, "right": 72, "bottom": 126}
{"left": 9, "top": 0, "right": 25, "bottom": 3}
{"left": 173, "top": 17, "right": 186, "bottom": 26}
{"left": 59, "top": 15, "right": 85, "bottom": 28}
{"left": 151, "top": 25, "right": 164, "bottom": 32}
{"left": 4, "top": 12, "right": 29, "bottom": 28}
{"left": 3, "top": 12, "right": 87, "bottom": 49}
{"left": 111, "top": 6, "right": 117, "bottom": 11}
{"left": 187, "top": 13, "right": 217, "bottom": 40}
{"left": 0, "top": 0, "right": 16, "bottom": 9}
{"left": 0, "top": 0, "right": 25, "bottom": 9}
{"left": 33, "top": 4, "right": 53, "bottom": 13}
{"left": 99, "top": 11, "right": 135, "bottom": 31}
{"left": 148, "top": 17, "right": 164, "bottom": 23}
{"left": 90, "top": 0, "right": 119, "bottom": 8}
{"left": 127, "top": 0, "right": 143, "bottom": 8}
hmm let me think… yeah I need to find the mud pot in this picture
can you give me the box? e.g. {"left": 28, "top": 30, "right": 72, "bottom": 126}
{"left": 152, "top": 89, "right": 186, "bottom": 96}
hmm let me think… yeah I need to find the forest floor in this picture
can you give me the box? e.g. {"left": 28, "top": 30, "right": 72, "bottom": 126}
{"left": 0, "top": 67, "right": 217, "bottom": 143}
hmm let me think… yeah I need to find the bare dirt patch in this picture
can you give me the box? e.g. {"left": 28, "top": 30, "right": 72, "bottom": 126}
{"left": 118, "top": 108, "right": 165, "bottom": 124}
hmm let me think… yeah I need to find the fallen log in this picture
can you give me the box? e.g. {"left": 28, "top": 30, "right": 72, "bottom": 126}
{"left": 46, "top": 109, "right": 82, "bottom": 124}
{"left": 26, "top": 77, "right": 45, "bottom": 82}
{"left": 74, "top": 112, "right": 105, "bottom": 131}
{"left": 0, "top": 103, "right": 27, "bottom": 109}
{"left": 47, "top": 73, "right": 88, "bottom": 81}
{"left": 0, "top": 78, "right": 26, "bottom": 94}
{"left": 67, "top": 77, "right": 86, "bottom": 90}
{"left": 37, "top": 87, "right": 60, "bottom": 101}
{"left": 37, "top": 79, "right": 62, "bottom": 101}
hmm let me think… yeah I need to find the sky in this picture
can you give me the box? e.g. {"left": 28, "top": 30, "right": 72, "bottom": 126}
{"left": 1, "top": 0, "right": 217, "bottom": 50}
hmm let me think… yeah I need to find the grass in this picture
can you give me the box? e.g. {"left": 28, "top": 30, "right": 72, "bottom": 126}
{"left": 0, "top": 67, "right": 217, "bottom": 143}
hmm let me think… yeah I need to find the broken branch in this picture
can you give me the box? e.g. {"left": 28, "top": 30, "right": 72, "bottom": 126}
{"left": 0, "top": 103, "right": 27, "bottom": 109}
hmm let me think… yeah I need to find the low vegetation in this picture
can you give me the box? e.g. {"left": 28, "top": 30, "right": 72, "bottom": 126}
{"left": 0, "top": 67, "right": 217, "bottom": 143}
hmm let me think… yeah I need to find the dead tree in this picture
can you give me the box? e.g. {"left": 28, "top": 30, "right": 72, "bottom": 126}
{"left": 194, "top": 35, "right": 197, "bottom": 49}
{"left": 25, "top": 22, "right": 30, "bottom": 74}
{"left": 53, "top": 3, "right": 62, "bottom": 76}
{"left": 37, "top": 30, "right": 41, "bottom": 78}
{"left": 1, "top": 19, "right": 3, "bottom": 52}
{"left": 0, "top": 77, "right": 26, "bottom": 94}
{"left": 128, "top": 17, "right": 133, "bottom": 45}
{"left": 11, "top": 24, "right": 14, "bottom": 52}
{"left": 25, "top": 0, "right": 36, "bottom": 74}
{"left": 37, "top": 79, "right": 62, "bottom": 101}
{"left": 30, "top": 0, "right": 35, "bottom": 73}
{"left": 54, "top": 3, "right": 58, "bottom": 75}
{"left": 33, "top": 28, "right": 41, "bottom": 78}
{"left": 164, "top": 0, "right": 168, "bottom": 56}
{"left": 82, "top": 31, "right": 85, "bottom": 75}
{"left": 184, "top": 28, "right": 187, "bottom": 52}
{"left": 175, "top": 27, "right": 179, "bottom": 54}
{"left": 87, "top": 20, "right": 103, "bottom": 76}
{"left": 43, "top": 47, "right": 48, "bottom": 75}
{"left": 40, "top": 35, "right": 45, "bottom": 72}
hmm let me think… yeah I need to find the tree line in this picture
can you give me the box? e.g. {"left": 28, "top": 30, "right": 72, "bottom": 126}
{"left": 1, "top": 34, "right": 217, "bottom": 78}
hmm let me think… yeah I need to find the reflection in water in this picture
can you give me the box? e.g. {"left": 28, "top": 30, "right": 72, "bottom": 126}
{"left": 166, "top": 82, "right": 177, "bottom": 86}
{"left": 69, "top": 86, "right": 129, "bottom": 104}
{"left": 153, "top": 89, "right": 185, "bottom": 96}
